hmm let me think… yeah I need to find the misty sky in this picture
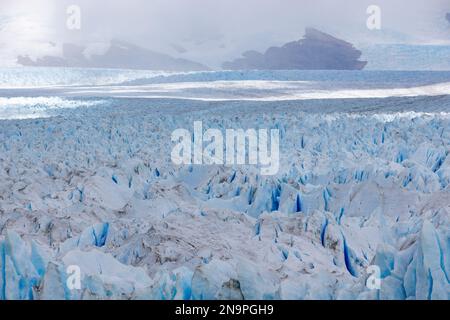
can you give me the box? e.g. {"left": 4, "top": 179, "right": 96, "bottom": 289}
{"left": 0, "top": 0, "right": 449, "bottom": 68}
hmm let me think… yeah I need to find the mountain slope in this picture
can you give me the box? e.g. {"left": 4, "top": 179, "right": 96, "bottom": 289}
{"left": 17, "top": 40, "right": 209, "bottom": 71}
{"left": 223, "top": 28, "right": 367, "bottom": 70}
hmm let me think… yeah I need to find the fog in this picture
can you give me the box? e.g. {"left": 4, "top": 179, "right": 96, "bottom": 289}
{"left": 0, "top": 0, "right": 449, "bottom": 67}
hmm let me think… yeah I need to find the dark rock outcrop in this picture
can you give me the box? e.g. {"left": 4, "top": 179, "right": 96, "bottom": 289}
{"left": 223, "top": 28, "right": 367, "bottom": 70}
{"left": 446, "top": 13, "right": 450, "bottom": 24}
{"left": 17, "top": 40, "right": 209, "bottom": 71}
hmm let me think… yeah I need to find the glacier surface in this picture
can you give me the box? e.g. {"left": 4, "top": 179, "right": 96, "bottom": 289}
{"left": 0, "top": 69, "right": 449, "bottom": 300}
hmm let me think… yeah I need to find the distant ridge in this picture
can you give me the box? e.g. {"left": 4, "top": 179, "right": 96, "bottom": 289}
{"left": 223, "top": 28, "right": 367, "bottom": 70}
{"left": 17, "top": 40, "right": 209, "bottom": 71}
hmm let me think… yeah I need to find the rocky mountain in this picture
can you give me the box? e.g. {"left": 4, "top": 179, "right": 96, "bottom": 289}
{"left": 223, "top": 28, "right": 367, "bottom": 70}
{"left": 17, "top": 40, "right": 209, "bottom": 71}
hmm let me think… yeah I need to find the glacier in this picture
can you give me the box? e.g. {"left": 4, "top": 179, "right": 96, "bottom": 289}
{"left": 0, "top": 69, "right": 449, "bottom": 300}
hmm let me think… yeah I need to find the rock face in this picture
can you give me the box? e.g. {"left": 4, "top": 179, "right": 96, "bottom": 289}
{"left": 17, "top": 40, "right": 209, "bottom": 71}
{"left": 447, "top": 13, "right": 450, "bottom": 24}
{"left": 223, "top": 28, "right": 367, "bottom": 70}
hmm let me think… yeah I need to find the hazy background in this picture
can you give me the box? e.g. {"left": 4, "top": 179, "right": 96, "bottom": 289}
{"left": 0, "top": 0, "right": 449, "bottom": 69}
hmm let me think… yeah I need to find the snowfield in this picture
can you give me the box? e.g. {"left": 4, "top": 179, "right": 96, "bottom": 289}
{"left": 0, "top": 69, "right": 449, "bottom": 300}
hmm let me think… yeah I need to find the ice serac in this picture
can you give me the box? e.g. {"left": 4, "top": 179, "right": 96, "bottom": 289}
{"left": 0, "top": 231, "right": 48, "bottom": 300}
{"left": 223, "top": 28, "right": 367, "bottom": 70}
{"left": 60, "top": 222, "right": 110, "bottom": 254}
{"left": 349, "top": 218, "right": 450, "bottom": 300}
{"left": 155, "top": 267, "right": 194, "bottom": 300}
{"left": 404, "top": 221, "right": 449, "bottom": 300}
{"left": 61, "top": 249, "right": 153, "bottom": 299}
{"left": 191, "top": 259, "right": 242, "bottom": 300}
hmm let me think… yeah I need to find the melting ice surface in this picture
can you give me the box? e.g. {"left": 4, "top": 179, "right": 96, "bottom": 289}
{"left": 0, "top": 68, "right": 449, "bottom": 300}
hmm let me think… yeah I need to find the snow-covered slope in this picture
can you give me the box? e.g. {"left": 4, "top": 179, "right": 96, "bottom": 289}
{"left": 0, "top": 70, "right": 449, "bottom": 300}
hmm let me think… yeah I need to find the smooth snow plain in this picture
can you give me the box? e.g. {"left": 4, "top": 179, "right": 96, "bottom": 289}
{"left": 0, "top": 69, "right": 449, "bottom": 300}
